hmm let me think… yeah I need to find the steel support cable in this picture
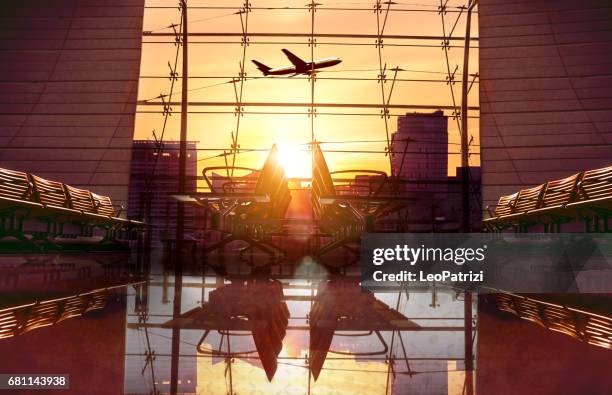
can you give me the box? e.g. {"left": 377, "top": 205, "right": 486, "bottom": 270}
{"left": 142, "top": 3, "right": 468, "bottom": 33}
{"left": 374, "top": 0, "right": 395, "bottom": 171}
{"left": 197, "top": 149, "right": 481, "bottom": 161}
{"left": 145, "top": 32, "right": 478, "bottom": 41}
{"left": 138, "top": 101, "right": 479, "bottom": 110}
{"left": 139, "top": 71, "right": 467, "bottom": 104}
{"left": 0, "top": 144, "right": 483, "bottom": 152}
{"left": 137, "top": 111, "right": 481, "bottom": 119}
{"left": 137, "top": 110, "right": 481, "bottom": 118}
{"left": 144, "top": 5, "right": 471, "bottom": 13}
{"left": 439, "top": 1, "right": 481, "bottom": 217}
{"left": 229, "top": 2, "right": 252, "bottom": 176}
{"left": 226, "top": 335, "right": 234, "bottom": 395}
{"left": 308, "top": 1, "right": 318, "bottom": 200}
{"left": 322, "top": 68, "right": 448, "bottom": 74}
{"left": 147, "top": 11, "right": 238, "bottom": 33}
{"left": 463, "top": 1, "right": 481, "bottom": 214}
{"left": 139, "top": 75, "right": 471, "bottom": 82}
{"left": 447, "top": 4, "right": 465, "bottom": 38}
{"left": 301, "top": 138, "right": 480, "bottom": 146}
{"left": 396, "top": 287, "right": 413, "bottom": 375}
{"left": 276, "top": 363, "right": 468, "bottom": 375}
{"left": 143, "top": 40, "right": 474, "bottom": 48}
{"left": 384, "top": 291, "right": 403, "bottom": 395}
{"left": 309, "top": 0, "right": 317, "bottom": 144}
{"left": 438, "top": 0, "right": 462, "bottom": 136}
{"left": 138, "top": 308, "right": 160, "bottom": 395}
{"left": 146, "top": 16, "right": 184, "bottom": 191}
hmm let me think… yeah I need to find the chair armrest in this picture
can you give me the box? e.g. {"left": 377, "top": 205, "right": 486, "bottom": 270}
{"left": 485, "top": 204, "right": 497, "bottom": 218}
{"left": 329, "top": 169, "right": 388, "bottom": 196}
{"left": 172, "top": 193, "right": 270, "bottom": 203}
{"left": 202, "top": 165, "right": 260, "bottom": 192}
{"left": 111, "top": 204, "right": 124, "bottom": 217}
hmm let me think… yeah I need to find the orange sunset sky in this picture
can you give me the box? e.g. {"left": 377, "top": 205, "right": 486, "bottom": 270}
{"left": 136, "top": 0, "right": 479, "bottom": 179}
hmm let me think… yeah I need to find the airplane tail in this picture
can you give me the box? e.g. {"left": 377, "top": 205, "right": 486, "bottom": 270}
{"left": 251, "top": 60, "right": 271, "bottom": 76}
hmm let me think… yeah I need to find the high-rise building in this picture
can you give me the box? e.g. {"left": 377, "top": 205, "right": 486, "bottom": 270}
{"left": 127, "top": 140, "right": 200, "bottom": 242}
{"left": 390, "top": 111, "right": 449, "bottom": 186}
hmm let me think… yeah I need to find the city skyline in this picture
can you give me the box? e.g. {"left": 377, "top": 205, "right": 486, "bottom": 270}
{"left": 136, "top": 0, "right": 480, "bottom": 178}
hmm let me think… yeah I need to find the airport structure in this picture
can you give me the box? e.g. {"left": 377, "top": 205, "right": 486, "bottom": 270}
{"left": 478, "top": 0, "right": 612, "bottom": 211}
{"left": 0, "top": 0, "right": 145, "bottom": 209}
{"left": 0, "top": 1, "right": 611, "bottom": 395}
{"left": 0, "top": 0, "right": 609, "bottom": 224}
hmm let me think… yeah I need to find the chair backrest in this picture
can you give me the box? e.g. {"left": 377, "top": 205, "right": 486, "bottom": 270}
{"left": 514, "top": 184, "right": 545, "bottom": 213}
{"left": 253, "top": 145, "right": 291, "bottom": 219}
{"left": 0, "top": 168, "right": 33, "bottom": 202}
{"left": 91, "top": 192, "right": 117, "bottom": 217}
{"left": 64, "top": 185, "right": 96, "bottom": 213}
{"left": 493, "top": 192, "right": 518, "bottom": 217}
{"left": 576, "top": 165, "right": 612, "bottom": 201}
{"left": 311, "top": 143, "right": 337, "bottom": 219}
{"left": 541, "top": 173, "right": 581, "bottom": 208}
{"left": 489, "top": 164, "right": 612, "bottom": 222}
{"left": 30, "top": 174, "right": 69, "bottom": 208}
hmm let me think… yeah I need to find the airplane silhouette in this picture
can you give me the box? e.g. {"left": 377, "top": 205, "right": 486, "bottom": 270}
{"left": 252, "top": 49, "right": 342, "bottom": 76}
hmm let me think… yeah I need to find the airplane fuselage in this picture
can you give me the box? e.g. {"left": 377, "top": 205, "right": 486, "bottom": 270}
{"left": 267, "top": 57, "right": 342, "bottom": 76}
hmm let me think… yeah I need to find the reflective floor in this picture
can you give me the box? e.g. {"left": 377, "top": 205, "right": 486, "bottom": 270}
{"left": 0, "top": 247, "right": 611, "bottom": 395}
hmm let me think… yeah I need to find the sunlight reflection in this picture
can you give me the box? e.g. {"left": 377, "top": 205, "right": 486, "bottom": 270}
{"left": 196, "top": 344, "right": 388, "bottom": 395}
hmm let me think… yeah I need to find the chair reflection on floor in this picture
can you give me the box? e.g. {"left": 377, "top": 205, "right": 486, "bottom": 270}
{"left": 308, "top": 278, "right": 418, "bottom": 380}
{"left": 0, "top": 285, "right": 127, "bottom": 340}
{"left": 492, "top": 292, "right": 612, "bottom": 350}
{"left": 0, "top": 253, "right": 136, "bottom": 292}
{"left": 163, "top": 279, "right": 290, "bottom": 381}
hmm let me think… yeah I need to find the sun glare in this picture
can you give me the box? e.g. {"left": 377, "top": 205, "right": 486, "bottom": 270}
{"left": 278, "top": 145, "right": 312, "bottom": 179}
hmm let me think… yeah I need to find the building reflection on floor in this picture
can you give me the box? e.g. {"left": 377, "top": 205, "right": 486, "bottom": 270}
{"left": 0, "top": 249, "right": 610, "bottom": 395}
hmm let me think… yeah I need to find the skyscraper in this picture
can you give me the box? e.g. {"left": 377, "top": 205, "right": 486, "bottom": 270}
{"left": 127, "top": 140, "right": 199, "bottom": 242}
{"left": 390, "top": 111, "right": 449, "bottom": 189}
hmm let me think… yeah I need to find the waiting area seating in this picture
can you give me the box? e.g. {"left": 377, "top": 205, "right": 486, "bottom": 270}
{"left": 484, "top": 165, "right": 612, "bottom": 232}
{"left": 176, "top": 144, "right": 291, "bottom": 259}
{"left": 0, "top": 167, "right": 144, "bottom": 250}
{"left": 0, "top": 253, "right": 137, "bottom": 292}
{"left": 311, "top": 143, "right": 412, "bottom": 257}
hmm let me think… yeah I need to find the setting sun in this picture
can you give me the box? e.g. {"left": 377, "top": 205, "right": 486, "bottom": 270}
{"left": 278, "top": 144, "right": 312, "bottom": 179}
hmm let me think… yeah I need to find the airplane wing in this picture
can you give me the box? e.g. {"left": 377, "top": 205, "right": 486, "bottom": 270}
{"left": 281, "top": 49, "right": 308, "bottom": 68}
